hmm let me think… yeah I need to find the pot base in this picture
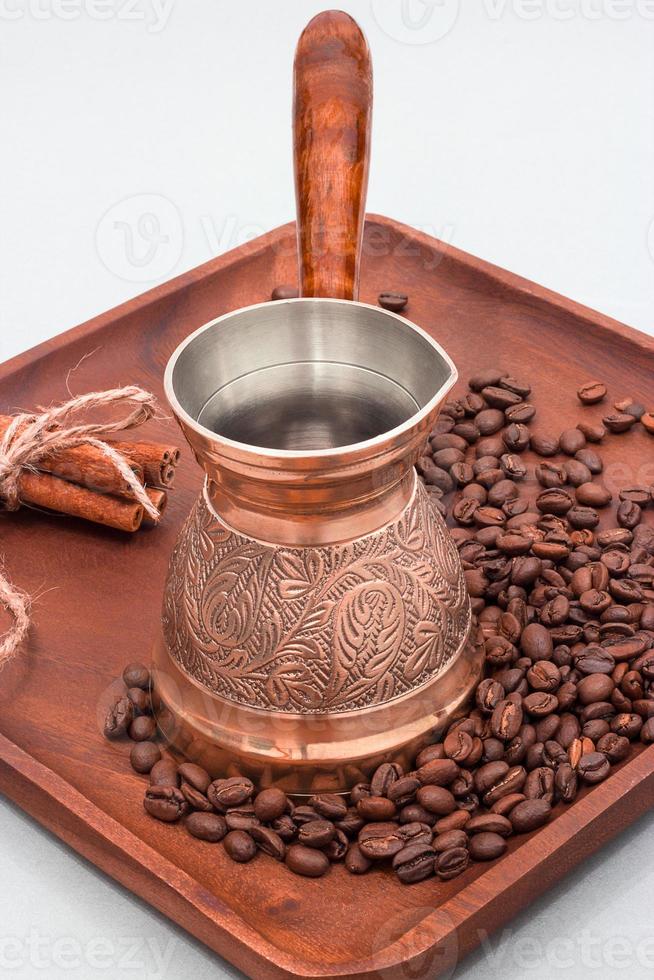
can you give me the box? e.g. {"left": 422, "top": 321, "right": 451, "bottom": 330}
{"left": 151, "top": 625, "right": 484, "bottom": 796}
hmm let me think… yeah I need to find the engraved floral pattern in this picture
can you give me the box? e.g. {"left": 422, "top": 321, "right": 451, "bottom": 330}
{"left": 162, "top": 481, "right": 471, "bottom": 713}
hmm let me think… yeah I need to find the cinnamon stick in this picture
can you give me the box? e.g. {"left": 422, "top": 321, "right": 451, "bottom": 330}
{"left": 142, "top": 487, "right": 168, "bottom": 526}
{"left": 108, "top": 440, "right": 179, "bottom": 488}
{"left": 0, "top": 415, "right": 144, "bottom": 498}
{"left": 17, "top": 471, "right": 144, "bottom": 532}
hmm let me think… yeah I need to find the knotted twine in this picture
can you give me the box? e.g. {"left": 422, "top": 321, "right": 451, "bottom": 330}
{"left": 0, "top": 385, "right": 160, "bottom": 667}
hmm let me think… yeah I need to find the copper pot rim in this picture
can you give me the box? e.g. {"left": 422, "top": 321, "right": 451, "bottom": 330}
{"left": 164, "top": 297, "right": 458, "bottom": 468}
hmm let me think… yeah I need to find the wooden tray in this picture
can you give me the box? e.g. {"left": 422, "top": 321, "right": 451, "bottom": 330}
{"left": 1, "top": 215, "right": 653, "bottom": 980}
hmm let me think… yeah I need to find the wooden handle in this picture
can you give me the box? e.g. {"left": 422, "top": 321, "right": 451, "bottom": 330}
{"left": 293, "top": 11, "right": 372, "bottom": 300}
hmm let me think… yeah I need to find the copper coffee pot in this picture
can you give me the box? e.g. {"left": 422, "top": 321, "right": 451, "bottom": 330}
{"left": 152, "top": 10, "right": 483, "bottom": 795}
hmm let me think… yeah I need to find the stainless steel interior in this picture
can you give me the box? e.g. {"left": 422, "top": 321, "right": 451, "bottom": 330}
{"left": 169, "top": 298, "right": 454, "bottom": 452}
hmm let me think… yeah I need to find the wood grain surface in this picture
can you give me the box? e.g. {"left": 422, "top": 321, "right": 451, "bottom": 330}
{"left": 294, "top": 11, "right": 372, "bottom": 300}
{"left": 0, "top": 215, "right": 653, "bottom": 979}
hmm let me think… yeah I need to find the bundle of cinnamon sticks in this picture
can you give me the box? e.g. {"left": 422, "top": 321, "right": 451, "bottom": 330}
{"left": 0, "top": 414, "right": 180, "bottom": 533}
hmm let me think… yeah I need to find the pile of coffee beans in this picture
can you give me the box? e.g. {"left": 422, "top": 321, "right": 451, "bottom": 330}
{"left": 104, "top": 363, "right": 654, "bottom": 883}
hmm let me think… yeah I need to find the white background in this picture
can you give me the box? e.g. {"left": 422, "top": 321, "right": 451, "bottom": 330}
{"left": 1, "top": 1, "right": 654, "bottom": 978}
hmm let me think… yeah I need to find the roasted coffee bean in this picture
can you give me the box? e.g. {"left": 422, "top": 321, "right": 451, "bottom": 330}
{"left": 399, "top": 804, "right": 436, "bottom": 826}
{"left": 392, "top": 843, "right": 436, "bottom": 883}
{"left": 250, "top": 825, "right": 286, "bottom": 861}
{"left": 286, "top": 843, "right": 330, "bottom": 877}
{"left": 129, "top": 715, "right": 157, "bottom": 742}
{"left": 531, "top": 433, "right": 560, "bottom": 457}
{"left": 469, "top": 368, "right": 507, "bottom": 391}
{"left": 510, "top": 798, "right": 552, "bottom": 833}
{"left": 344, "top": 843, "right": 372, "bottom": 875}
{"left": 272, "top": 814, "right": 297, "bottom": 841}
{"left": 222, "top": 830, "right": 257, "bottom": 863}
{"left": 378, "top": 291, "right": 408, "bottom": 312}
{"left": 357, "top": 796, "right": 397, "bottom": 822}
{"left": 358, "top": 822, "right": 405, "bottom": 860}
{"left": 474, "top": 760, "right": 510, "bottom": 795}
{"left": 416, "top": 744, "right": 446, "bottom": 767}
{"left": 576, "top": 483, "right": 612, "bottom": 508}
{"left": 476, "top": 678, "right": 505, "bottom": 712}
{"left": 611, "top": 712, "right": 643, "bottom": 739}
{"left": 271, "top": 284, "right": 299, "bottom": 301}
{"left": 149, "top": 758, "right": 179, "bottom": 787}
{"left": 577, "top": 381, "right": 607, "bottom": 404}
{"left": 465, "top": 813, "right": 512, "bottom": 836}
{"left": 130, "top": 741, "right": 161, "bottom": 774}
{"left": 501, "top": 454, "right": 528, "bottom": 480}
{"left": 298, "top": 819, "right": 335, "bottom": 848}
{"left": 576, "top": 421, "right": 605, "bottom": 443}
{"left": 535, "top": 462, "right": 566, "bottom": 489}
{"left": 555, "top": 763, "right": 578, "bottom": 802}
{"left": 527, "top": 661, "right": 561, "bottom": 693}
{"left": 536, "top": 488, "right": 574, "bottom": 515}
{"left": 603, "top": 413, "right": 636, "bottom": 433}
{"left": 560, "top": 428, "right": 586, "bottom": 455}
{"left": 500, "top": 376, "right": 531, "bottom": 397}
{"left": 522, "top": 692, "right": 559, "bottom": 717}
{"left": 641, "top": 412, "right": 654, "bottom": 434}
{"left": 596, "top": 732, "right": 630, "bottom": 762}
{"left": 617, "top": 500, "right": 642, "bottom": 529}
{"left": 253, "top": 787, "right": 288, "bottom": 822}
{"left": 126, "top": 686, "right": 150, "bottom": 715}
{"left": 186, "top": 812, "right": 227, "bottom": 842}
{"left": 416, "top": 758, "right": 459, "bottom": 786}
{"left": 387, "top": 776, "right": 420, "bottom": 806}
{"left": 521, "top": 623, "right": 553, "bottom": 661}
{"left": 524, "top": 767, "right": 555, "bottom": 802}
{"left": 144, "top": 785, "right": 188, "bottom": 823}
{"left": 491, "top": 699, "right": 523, "bottom": 740}
{"left": 483, "top": 766, "right": 527, "bottom": 806}
{"left": 310, "top": 792, "right": 348, "bottom": 820}
{"left": 416, "top": 785, "right": 456, "bottom": 816}
{"left": 503, "top": 423, "right": 530, "bottom": 453}
{"left": 575, "top": 448, "right": 603, "bottom": 474}
{"left": 443, "top": 727, "right": 475, "bottom": 762}
{"left": 324, "top": 828, "right": 349, "bottom": 861}
{"left": 433, "top": 447, "right": 465, "bottom": 469}
{"left": 640, "top": 718, "right": 654, "bottom": 743}
{"left": 181, "top": 782, "right": 213, "bottom": 812}
{"left": 476, "top": 409, "right": 506, "bottom": 435}
{"left": 104, "top": 696, "right": 134, "bottom": 738}
{"left": 577, "top": 673, "right": 614, "bottom": 705}
{"left": 207, "top": 777, "right": 254, "bottom": 811}
{"left": 123, "top": 663, "right": 150, "bottom": 689}
{"left": 436, "top": 847, "right": 470, "bottom": 880}
{"left": 399, "top": 822, "right": 433, "bottom": 846}
{"left": 505, "top": 401, "right": 536, "bottom": 423}
{"left": 469, "top": 832, "right": 507, "bottom": 861}
{"left": 482, "top": 386, "right": 522, "bottom": 409}
{"left": 577, "top": 752, "right": 611, "bottom": 783}
{"left": 224, "top": 805, "right": 259, "bottom": 832}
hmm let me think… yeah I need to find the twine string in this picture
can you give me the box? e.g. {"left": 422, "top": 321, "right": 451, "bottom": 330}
{"left": 0, "top": 385, "right": 161, "bottom": 666}
{"left": 0, "top": 385, "right": 159, "bottom": 519}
